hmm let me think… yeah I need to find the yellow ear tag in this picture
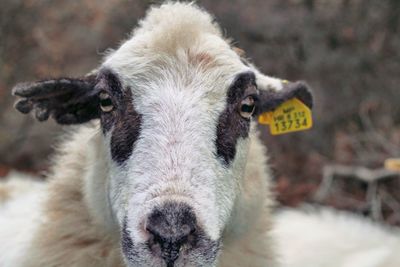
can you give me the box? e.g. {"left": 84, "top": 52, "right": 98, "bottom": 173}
{"left": 258, "top": 98, "right": 313, "bottom": 135}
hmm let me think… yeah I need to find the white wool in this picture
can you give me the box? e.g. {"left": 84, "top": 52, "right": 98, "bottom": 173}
{"left": 273, "top": 207, "right": 400, "bottom": 267}
{"left": 133, "top": 2, "right": 221, "bottom": 51}
{"left": 0, "top": 172, "right": 46, "bottom": 267}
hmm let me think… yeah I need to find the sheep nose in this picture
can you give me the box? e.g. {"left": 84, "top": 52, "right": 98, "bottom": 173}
{"left": 146, "top": 202, "right": 198, "bottom": 266}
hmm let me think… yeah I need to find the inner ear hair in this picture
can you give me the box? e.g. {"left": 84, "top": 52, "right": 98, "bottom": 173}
{"left": 256, "top": 81, "right": 313, "bottom": 115}
{"left": 12, "top": 75, "right": 100, "bottom": 124}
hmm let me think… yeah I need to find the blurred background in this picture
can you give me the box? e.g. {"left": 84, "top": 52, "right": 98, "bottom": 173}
{"left": 1, "top": 0, "right": 399, "bottom": 224}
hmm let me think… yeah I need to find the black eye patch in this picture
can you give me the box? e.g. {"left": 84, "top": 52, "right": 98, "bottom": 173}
{"left": 215, "top": 72, "right": 256, "bottom": 165}
{"left": 96, "top": 68, "right": 142, "bottom": 164}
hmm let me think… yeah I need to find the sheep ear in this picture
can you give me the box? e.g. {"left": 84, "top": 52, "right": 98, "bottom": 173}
{"left": 12, "top": 75, "right": 100, "bottom": 124}
{"left": 255, "top": 80, "right": 313, "bottom": 115}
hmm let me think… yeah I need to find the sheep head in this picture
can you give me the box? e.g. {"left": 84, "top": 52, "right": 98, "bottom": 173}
{"left": 12, "top": 2, "right": 313, "bottom": 267}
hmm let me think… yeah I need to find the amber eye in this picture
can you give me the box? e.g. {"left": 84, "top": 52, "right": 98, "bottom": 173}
{"left": 99, "top": 92, "right": 114, "bottom": 112}
{"left": 239, "top": 95, "right": 256, "bottom": 119}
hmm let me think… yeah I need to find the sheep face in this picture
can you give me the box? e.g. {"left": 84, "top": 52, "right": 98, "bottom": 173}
{"left": 97, "top": 59, "right": 257, "bottom": 267}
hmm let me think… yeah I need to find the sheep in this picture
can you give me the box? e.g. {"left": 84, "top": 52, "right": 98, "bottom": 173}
{"left": 2, "top": 2, "right": 313, "bottom": 267}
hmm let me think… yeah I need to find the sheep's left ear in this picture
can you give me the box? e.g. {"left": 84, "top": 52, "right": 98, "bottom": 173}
{"left": 255, "top": 80, "right": 313, "bottom": 115}
{"left": 12, "top": 75, "right": 100, "bottom": 124}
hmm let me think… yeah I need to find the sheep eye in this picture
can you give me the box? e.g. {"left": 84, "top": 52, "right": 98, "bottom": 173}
{"left": 99, "top": 92, "right": 114, "bottom": 112}
{"left": 239, "top": 96, "right": 255, "bottom": 119}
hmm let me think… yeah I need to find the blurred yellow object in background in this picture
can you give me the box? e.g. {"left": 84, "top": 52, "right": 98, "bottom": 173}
{"left": 384, "top": 158, "right": 400, "bottom": 172}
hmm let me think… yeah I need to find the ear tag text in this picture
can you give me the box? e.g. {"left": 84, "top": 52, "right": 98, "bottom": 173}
{"left": 258, "top": 98, "right": 312, "bottom": 135}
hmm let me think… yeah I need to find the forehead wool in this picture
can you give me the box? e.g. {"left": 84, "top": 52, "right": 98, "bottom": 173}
{"left": 103, "top": 2, "right": 245, "bottom": 92}
{"left": 133, "top": 2, "right": 222, "bottom": 53}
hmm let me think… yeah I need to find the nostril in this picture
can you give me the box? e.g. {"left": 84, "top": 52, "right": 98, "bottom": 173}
{"left": 145, "top": 224, "right": 166, "bottom": 247}
{"left": 145, "top": 224, "right": 158, "bottom": 238}
{"left": 180, "top": 223, "right": 195, "bottom": 237}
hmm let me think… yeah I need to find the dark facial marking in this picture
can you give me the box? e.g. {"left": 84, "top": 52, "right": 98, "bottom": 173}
{"left": 121, "top": 220, "right": 138, "bottom": 261}
{"left": 96, "top": 69, "right": 124, "bottom": 132}
{"left": 121, "top": 225, "right": 145, "bottom": 265}
{"left": 215, "top": 72, "right": 256, "bottom": 165}
{"left": 96, "top": 69, "right": 142, "bottom": 164}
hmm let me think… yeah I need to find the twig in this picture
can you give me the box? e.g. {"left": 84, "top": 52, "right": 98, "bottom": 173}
{"left": 314, "top": 164, "right": 399, "bottom": 221}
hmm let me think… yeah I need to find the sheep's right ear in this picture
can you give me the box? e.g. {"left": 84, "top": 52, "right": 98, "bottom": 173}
{"left": 12, "top": 75, "right": 100, "bottom": 124}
